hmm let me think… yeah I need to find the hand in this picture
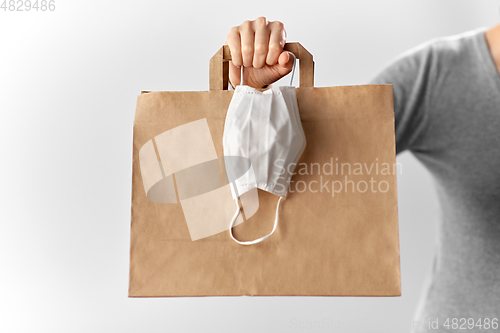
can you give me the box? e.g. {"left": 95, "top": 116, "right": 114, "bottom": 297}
{"left": 225, "top": 17, "right": 295, "bottom": 89}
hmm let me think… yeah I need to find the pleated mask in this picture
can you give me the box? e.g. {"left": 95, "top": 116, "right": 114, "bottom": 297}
{"left": 222, "top": 52, "right": 306, "bottom": 245}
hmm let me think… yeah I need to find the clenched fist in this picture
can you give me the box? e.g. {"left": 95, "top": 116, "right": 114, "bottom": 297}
{"left": 225, "top": 17, "right": 295, "bottom": 89}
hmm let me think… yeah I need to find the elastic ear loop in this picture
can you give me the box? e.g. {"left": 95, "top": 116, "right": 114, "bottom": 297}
{"left": 288, "top": 52, "right": 297, "bottom": 86}
{"left": 229, "top": 196, "right": 284, "bottom": 245}
{"left": 239, "top": 52, "right": 297, "bottom": 87}
{"left": 240, "top": 64, "right": 244, "bottom": 86}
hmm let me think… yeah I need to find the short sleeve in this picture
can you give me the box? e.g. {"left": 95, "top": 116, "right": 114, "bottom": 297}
{"left": 369, "top": 41, "right": 437, "bottom": 154}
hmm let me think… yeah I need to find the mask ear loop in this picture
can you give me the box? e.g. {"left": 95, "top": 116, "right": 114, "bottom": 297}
{"left": 240, "top": 64, "right": 245, "bottom": 86}
{"left": 288, "top": 52, "right": 297, "bottom": 86}
{"left": 229, "top": 196, "right": 284, "bottom": 245}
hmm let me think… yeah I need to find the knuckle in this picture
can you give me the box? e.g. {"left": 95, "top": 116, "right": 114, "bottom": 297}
{"left": 241, "top": 20, "right": 252, "bottom": 28}
{"left": 281, "top": 27, "right": 287, "bottom": 40}
{"left": 231, "top": 48, "right": 242, "bottom": 56}
{"left": 254, "top": 44, "right": 268, "bottom": 55}
{"left": 226, "top": 28, "right": 238, "bottom": 43}
{"left": 241, "top": 45, "right": 254, "bottom": 55}
{"left": 268, "top": 43, "right": 282, "bottom": 53}
{"left": 270, "top": 20, "right": 284, "bottom": 30}
{"left": 254, "top": 16, "right": 267, "bottom": 26}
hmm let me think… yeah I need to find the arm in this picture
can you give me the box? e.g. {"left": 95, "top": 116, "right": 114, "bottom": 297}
{"left": 369, "top": 41, "right": 437, "bottom": 154}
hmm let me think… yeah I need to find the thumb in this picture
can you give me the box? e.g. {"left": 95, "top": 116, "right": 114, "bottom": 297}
{"left": 272, "top": 51, "right": 295, "bottom": 77}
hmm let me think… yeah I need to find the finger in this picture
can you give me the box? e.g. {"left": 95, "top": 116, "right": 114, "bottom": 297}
{"left": 226, "top": 26, "right": 243, "bottom": 68}
{"left": 266, "top": 21, "right": 286, "bottom": 66}
{"left": 228, "top": 61, "right": 241, "bottom": 86}
{"left": 252, "top": 17, "right": 270, "bottom": 69}
{"left": 239, "top": 20, "right": 255, "bottom": 68}
{"left": 274, "top": 51, "right": 295, "bottom": 77}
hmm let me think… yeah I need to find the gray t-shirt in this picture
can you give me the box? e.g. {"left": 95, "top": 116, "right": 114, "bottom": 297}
{"left": 370, "top": 28, "right": 500, "bottom": 332}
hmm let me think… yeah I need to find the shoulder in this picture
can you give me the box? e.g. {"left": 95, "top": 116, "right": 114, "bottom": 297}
{"left": 371, "top": 28, "right": 487, "bottom": 83}
{"left": 368, "top": 28, "right": 487, "bottom": 153}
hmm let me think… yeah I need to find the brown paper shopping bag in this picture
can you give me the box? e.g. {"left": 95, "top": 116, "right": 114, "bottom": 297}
{"left": 129, "top": 43, "right": 401, "bottom": 297}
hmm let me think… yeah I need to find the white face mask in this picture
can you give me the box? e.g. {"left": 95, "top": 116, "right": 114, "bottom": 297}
{"left": 222, "top": 52, "right": 307, "bottom": 245}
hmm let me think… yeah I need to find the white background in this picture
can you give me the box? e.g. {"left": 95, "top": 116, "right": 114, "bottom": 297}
{"left": 1, "top": 1, "right": 498, "bottom": 332}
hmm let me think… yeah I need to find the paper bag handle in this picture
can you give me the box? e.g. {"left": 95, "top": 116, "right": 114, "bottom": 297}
{"left": 209, "top": 42, "right": 315, "bottom": 91}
